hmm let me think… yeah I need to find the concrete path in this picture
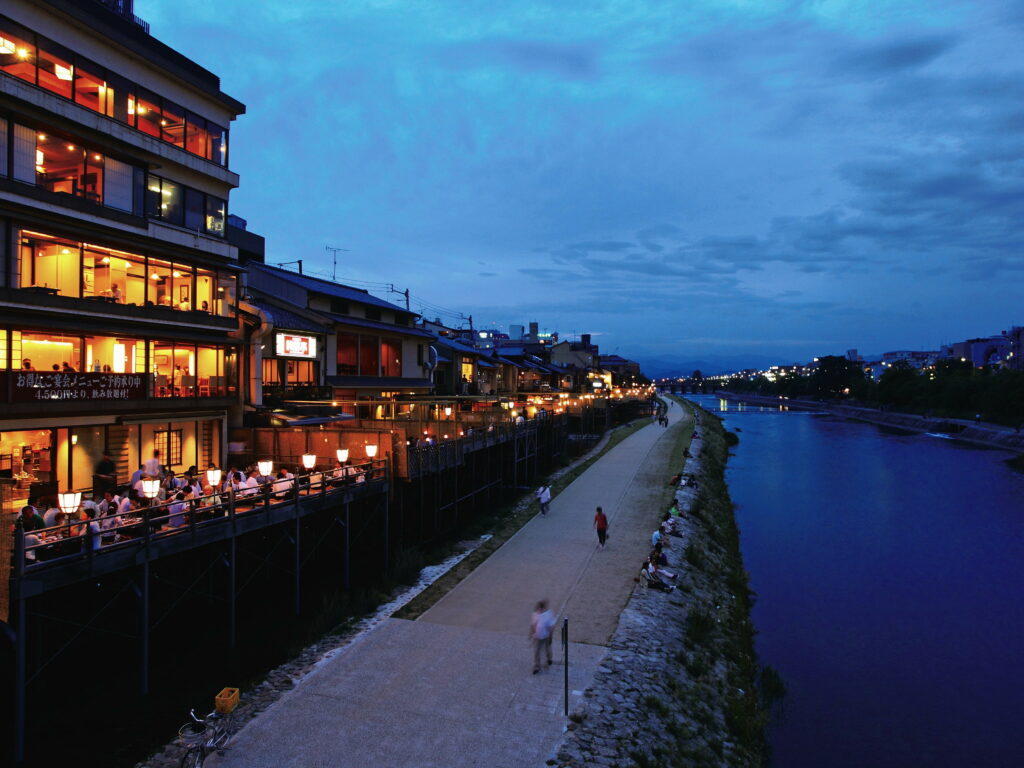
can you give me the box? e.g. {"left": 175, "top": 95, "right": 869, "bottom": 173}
{"left": 212, "top": 410, "right": 690, "bottom": 768}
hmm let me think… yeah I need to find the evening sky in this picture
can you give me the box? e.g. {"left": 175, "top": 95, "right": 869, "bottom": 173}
{"left": 144, "top": 0, "right": 1024, "bottom": 372}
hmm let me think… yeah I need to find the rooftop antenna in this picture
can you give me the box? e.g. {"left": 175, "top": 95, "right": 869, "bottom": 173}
{"left": 275, "top": 259, "right": 303, "bottom": 274}
{"left": 325, "top": 245, "right": 349, "bottom": 282}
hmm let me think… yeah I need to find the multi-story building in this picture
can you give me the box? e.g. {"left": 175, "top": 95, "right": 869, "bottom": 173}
{"left": 244, "top": 263, "right": 435, "bottom": 406}
{"left": 1, "top": 0, "right": 245, "bottom": 512}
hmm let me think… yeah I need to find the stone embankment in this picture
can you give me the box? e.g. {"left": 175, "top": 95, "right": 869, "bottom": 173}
{"left": 554, "top": 403, "right": 769, "bottom": 768}
{"left": 718, "top": 392, "right": 1024, "bottom": 452}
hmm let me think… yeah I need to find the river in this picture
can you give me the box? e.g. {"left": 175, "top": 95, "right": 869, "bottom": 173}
{"left": 685, "top": 395, "right": 1024, "bottom": 768}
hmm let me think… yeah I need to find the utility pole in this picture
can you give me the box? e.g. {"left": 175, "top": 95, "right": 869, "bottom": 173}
{"left": 387, "top": 283, "right": 410, "bottom": 311}
{"left": 325, "top": 245, "right": 349, "bottom": 282}
{"left": 275, "top": 259, "right": 303, "bottom": 274}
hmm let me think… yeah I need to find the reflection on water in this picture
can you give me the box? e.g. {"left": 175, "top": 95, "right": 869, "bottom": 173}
{"left": 686, "top": 395, "right": 1024, "bottom": 768}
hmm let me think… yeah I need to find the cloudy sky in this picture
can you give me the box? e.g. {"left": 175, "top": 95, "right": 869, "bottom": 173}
{"left": 145, "top": 0, "right": 1024, "bottom": 372}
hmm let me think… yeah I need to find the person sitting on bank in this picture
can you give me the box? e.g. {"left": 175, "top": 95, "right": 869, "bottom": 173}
{"left": 649, "top": 547, "right": 677, "bottom": 580}
{"left": 640, "top": 558, "right": 675, "bottom": 592}
{"left": 18, "top": 505, "right": 47, "bottom": 532}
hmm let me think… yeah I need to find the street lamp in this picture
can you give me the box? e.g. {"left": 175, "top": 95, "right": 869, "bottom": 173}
{"left": 336, "top": 448, "right": 349, "bottom": 463}
{"left": 302, "top": 453, "right": 317, "bottom": 471}
{"left": 141, "top": 478, "right": 161, "bottom": 499}
{"left": 57, "top": 491, "right": 81, "bottom": 518}
{"left": 206, "top": 468, "right": 222, "bottom": 488}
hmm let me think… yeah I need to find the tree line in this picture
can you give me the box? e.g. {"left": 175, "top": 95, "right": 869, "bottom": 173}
{"left": 721, "top": 356, "right": 1024, "bottom": 427}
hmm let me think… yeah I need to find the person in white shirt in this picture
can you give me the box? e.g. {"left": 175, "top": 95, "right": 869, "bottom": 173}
{"left": 143, "top": 450, "right": 162, "bottom": 478}
{"left": 239, "top": 470, "right": 261, "bottom": 498}
{"left": 166, "top": 492, "right": 187, "bottom": 528}
{"left": 272, "top": 471, "right": 294, "bottom": 499}
{"left": 530, "top": 600, "right": 557, "bottom": 674}
{"left": 536, "top": 485, "right": 552, "bottom": 515}
{"left": 42, "top": 506, "right": 61, "bottom": 528}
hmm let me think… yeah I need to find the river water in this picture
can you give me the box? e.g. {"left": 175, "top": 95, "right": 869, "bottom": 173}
{"left": 685, "top": 395, "right": 1024, "bottom": 768}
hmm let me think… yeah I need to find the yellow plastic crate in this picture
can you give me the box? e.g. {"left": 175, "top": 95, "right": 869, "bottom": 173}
{"left": 215, "top": 687, "right": 239, "bottom": 714}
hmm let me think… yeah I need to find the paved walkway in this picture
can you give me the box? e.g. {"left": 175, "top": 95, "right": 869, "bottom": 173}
{"left": 212, "top": 410, "right": 690, "bottom": 768}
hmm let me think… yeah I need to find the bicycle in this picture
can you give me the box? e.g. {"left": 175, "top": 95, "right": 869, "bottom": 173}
{"left": 178, "top": 707, "right": 230, "bottom": 768}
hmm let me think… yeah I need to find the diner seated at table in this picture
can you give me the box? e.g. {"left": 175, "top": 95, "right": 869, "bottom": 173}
{"left": 238, "top": 470, "right": 261, "bottom": 498}
{"left": 43, "top": 504, "right": 62, "bottom": 527}
{"left": 24, "top": 533, "right": 41, "bottom": 562}
{"left": 272, "top": 470, "right": 294, "bottom": 499}
{"left": 165, "top": 492, "right": 188, "bottom": 529}
{"left": 18, "top": 506, "right": 47, "bottom": 532}
{"left": 80, "top": 506, "right": 103, "bottom": 552}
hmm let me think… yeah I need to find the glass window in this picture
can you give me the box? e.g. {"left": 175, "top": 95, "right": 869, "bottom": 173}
{"left": 215, "top": 273, "right": 236, "bottom": 317}
{"left": 208, "top": 123, "right": 227, "bottom": 166}
{"left": 337, "top": 333, "right": 358, "bottom": 375}
{"left": 107, "top": 73, "right": 134, "bottom": 125}
{"left": 146, "top": 175, "right": 184, "bottom": 226}
{"left": 12, "top": 123, "right": 35, "bottom": 182}
{"left": 225, "top": 347, "right": 238, "bottom": 395}
{"left": 358, "top": 335, "right": 379, "bottom": 376}
{"left": 0, "top": 118, "right": 7, "bottom": 177}
{"left": 171, "top": 264, "right": 194, "bottom": 311}
{"left": 197, "top": 346, "right": 225, "bottom": 395}
{"left": 151, "top": 341, "right": 196, "bottom": 397}
{"left": 0, "top": 20, "right": 36, "bottom": 84}
{"left": 262, "top": 357, "right": 281, "bottom": 385}
{"left": 21, "top": 332, "right": 81, "bottom": 372}
{"left": 103, "top": 156, "right": 134, "bottom": 212}
{"left": 161, "top": 99, "right": 185, "bottom": 147}
{"left": 381, "top": 338, "right": 402, "bottom": 377}
{"left": 82, "top": 334, "right": 144, "bottom": 373}
{"left": 184, "top": 187, "right": 204, "bottom": 231}
{"left": 287, "top": 360, "right": 317, "bottom": 385}
{"left": 73, "top": 57, "right": 111, "bottom": 115}
{"left": 134, "top": 88, "right": 162, "bottom": 138}
{"left": 0, "top": 329, "right": 6, "bottom": 370}
{"left": 147, "top": 257, "right": 173, "bottom": 307}
{"left": 19, "top": 231, "right": 81, "bottom": 297}
{"left": 185, "top": 113, "right": 209, "bottom": 158}
{"left": 196, "top": 268, "right": 215, "bottom": 314}
{"left": 205, "top": 195, "right": 226, "bottom": 236}
{"left": 84, "top": 245, "right": 142, "bottom": 302}
{"left": 36, "top": 38, "right": 74, "bottom": 99}
{"left": 84, "top": 149, "right": 103, "bottom": 203}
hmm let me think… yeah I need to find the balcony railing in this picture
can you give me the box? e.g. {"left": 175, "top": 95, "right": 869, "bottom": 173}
{"left": 13, "top": 460, "right": 387, "bottom": 592}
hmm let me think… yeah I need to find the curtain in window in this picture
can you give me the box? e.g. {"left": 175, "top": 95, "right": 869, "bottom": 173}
{"left": 12, "top": 123, "right": 36, "bottom": 182}
{"left": 0, "top": 119, "right": 7, "bottom": 177}
{"left": 104, "top": 156, "right": 133, "bottom": 212}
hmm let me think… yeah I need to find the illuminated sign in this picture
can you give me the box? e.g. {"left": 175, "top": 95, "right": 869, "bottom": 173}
{"left": 275, "top": 333, "right": 317, "bottom": 359}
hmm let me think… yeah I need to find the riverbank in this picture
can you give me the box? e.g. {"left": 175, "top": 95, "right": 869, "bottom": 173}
{"left": 554, "top": 399, "right": 772, "bottom": 768}
{"left": 717, "top": 392, "right": 1024, "bottom": 453}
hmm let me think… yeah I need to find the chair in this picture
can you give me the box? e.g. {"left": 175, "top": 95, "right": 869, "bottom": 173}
{"left": 198, "top": 377, "right": 211, "bottom": 397}
{"left": 180, "top": 375, "right": 196, "bottom": 395}
{"left": 154, "top": 374, "right": 169, "bottom": 396}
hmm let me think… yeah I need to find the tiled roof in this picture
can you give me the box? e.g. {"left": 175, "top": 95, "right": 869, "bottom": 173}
{"left": 248, "top": 263, "right": 414, "bottom": 315}
{"left": 247, "top": 295, "right": 327, "bottom": 334}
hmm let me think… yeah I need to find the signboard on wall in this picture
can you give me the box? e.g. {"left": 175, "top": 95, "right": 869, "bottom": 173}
{"left": 275, "top": 333, "right": 317, "bottom": 359}
{"left": 10, "top": 372, "right": 147, "bottom": 401}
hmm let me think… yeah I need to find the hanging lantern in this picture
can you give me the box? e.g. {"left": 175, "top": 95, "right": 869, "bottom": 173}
{"left": 302, "top": 453, "right": 317, "bottom": 470}
{"left": 365, "top": 444, "right": 378, "bottom": 459}
{"left": 206, "top": 468, "right": 222, "bottom": 488}
{"left": 257, "top": 460, "right": 273, "bottom": 477}
{"left": 336, "top": 448, "right": 349, "bottom": 463}
{"left": 444, "top": 406, "right": 452, "bottom": 417}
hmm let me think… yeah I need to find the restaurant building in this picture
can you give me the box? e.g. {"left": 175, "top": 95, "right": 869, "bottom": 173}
{"left": 0, "top": 0, "right": 246, "bottom": 513}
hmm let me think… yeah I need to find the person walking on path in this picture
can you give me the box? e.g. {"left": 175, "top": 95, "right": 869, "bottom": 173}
{"left": 536, "top": 484, "right": 552, "bottom": 515}
{"left": 530, "top": 600, "right": 556, "bottom": 673}
{"left": 594, "top": 506, "right": 608, "bottom": 549}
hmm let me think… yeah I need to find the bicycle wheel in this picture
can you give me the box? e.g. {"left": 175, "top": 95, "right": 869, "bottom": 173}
{"left": 180, "top": 747, "right": 204, "bottom": 768}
